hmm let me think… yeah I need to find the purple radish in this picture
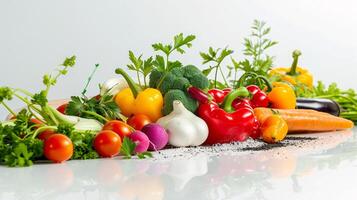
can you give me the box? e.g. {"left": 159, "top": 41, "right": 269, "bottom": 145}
{"left": 129, "top": 131, "right": 150, "bottom": 153}
{"left": 141, "top": 123, "right": 168, "bottom": 151}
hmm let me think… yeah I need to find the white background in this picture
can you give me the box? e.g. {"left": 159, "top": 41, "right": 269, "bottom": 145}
{"left": 1, "top": 0, "right": 357, "bottom": 118}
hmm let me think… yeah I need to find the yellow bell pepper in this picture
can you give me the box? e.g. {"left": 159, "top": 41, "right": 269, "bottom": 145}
{"left": 115, "top": 68, "right": 163, "bottom": 122}
{"left": 269, "top": 50, "right": 313, "bottom": 88}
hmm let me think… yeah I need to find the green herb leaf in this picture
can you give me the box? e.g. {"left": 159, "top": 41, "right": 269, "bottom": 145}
{"left": 120, "top": 137, "right": 136, "bottom": 159}
{"left": 242, "top": 20, "right": 277, "bottom": 76}
{"left": 137, "top": 152, "right": 153, "bottom": 159}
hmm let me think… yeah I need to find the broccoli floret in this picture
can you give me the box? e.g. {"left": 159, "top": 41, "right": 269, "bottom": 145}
{"left": 163, "top": 89, "right": 198, "bottom": 115}
{"left": 182, "top": 65, "right": 202, "bottom": 79}
{"left": 170, "top": 67, "right": 184, "bottom": 77}
{"left": 172, "top": 77, "right": 190, "bottom": 91}
{"left": 150, "top": 65, "right": 208, "bottom": 94}
{"left": 148, "top": 65, "right": 208, "bottom": 115}
{"left": 149, "top": 69, "right": 163, "bottom": 88}
{"left": 158, "top": 73, "right": 176, "bottom": 94}
{"left": 188, "top": 73, "right": 210, "bottom": 89}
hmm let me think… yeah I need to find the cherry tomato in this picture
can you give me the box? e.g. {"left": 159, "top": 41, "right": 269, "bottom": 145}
{"left": 38, "top": 130, "right": 56, "bottom": 141}
{"left": 94, "top": 130, "right": 122, "bottom": 157}
{"left": 57, "top": 103, "right": 68, "bottom": 114}
{"left": 127, "top": 114, "right": 152, "bottom": 130}
{"left": 103, "top": 120, "right": 132, "bottom": 139}
{"left": 44, "top": 134, "right": 73, "bottom": 163}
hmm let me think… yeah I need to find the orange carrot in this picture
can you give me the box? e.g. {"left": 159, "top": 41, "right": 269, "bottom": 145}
{"left": 254, "top": 108, "right": 354, "bottom": 132}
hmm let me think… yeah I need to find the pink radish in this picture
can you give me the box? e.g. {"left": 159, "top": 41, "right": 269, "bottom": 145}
{"left": 129, "top": 131, "right": 150, "bottom": 153}
{"left": 141, "top": 123, "right": 168, "bottom": 151}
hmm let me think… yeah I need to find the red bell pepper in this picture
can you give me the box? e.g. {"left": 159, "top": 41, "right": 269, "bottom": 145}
{"left": 245, "top": 85, "right": 269, "bottom": 108}
{"left": 208, "top": 86, "right": 268, "bottom": 110}
{"left": 190, "top": 87, "right": 260, "bottom": 144}
{"left": 208, "top": 88, "right": 232, "bottom": 103}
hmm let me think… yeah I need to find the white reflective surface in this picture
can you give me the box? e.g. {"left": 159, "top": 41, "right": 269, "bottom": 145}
{"left": 1, "top": 129, "right": 357, "bottom": 200}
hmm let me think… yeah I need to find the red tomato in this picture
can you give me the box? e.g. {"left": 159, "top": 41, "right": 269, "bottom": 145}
{"left": 127, "top": 114, "right": 152, "bottom": 130}
{"left": 38, "top": 130, "right": 56, "bottom": 141}
{"left": 57, "top": 103, "right": 68, "bottom": 114}
{"left": 44, "top": 134, "right": 73, "bottom": 163}
{"left": 94, "top": 130, "right": 122, "bottom": 157}
{"left": 103, "top": 120, "right": 132, "bottom": 139}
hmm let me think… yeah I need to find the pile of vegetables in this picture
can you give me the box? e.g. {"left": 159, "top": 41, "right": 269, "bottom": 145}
{"left": 0, "top": 20, "right": 355, "bottom": 167}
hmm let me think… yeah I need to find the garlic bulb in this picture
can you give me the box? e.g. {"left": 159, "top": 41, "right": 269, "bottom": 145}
{"left": 157, "top": 100, "right": 208, "bottom": 147}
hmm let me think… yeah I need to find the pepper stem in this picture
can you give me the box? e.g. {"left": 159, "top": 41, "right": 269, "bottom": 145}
{"left": 222, "top": 87, "right": 250, "bottom": 113}
{"left": 287, "top": 50, "right": 302, "bottom": 76}
{"left": 237, "top": 72, "right": 273, "bottom": 92}
{"left": 237, "top": 72, "right": 257, "bottom": 88}
{"left": 115, "top": 68, "right": 142, "bottom": 98}
{"left": 256, "top": 75, "right": 273, "bottom": 92}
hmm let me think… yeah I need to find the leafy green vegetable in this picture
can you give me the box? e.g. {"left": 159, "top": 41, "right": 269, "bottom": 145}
{"left": 120, "top": 137, "right": 153, "bottom": 159}
{"left": 200, "top": 47, "right": 234, "bottom": 88}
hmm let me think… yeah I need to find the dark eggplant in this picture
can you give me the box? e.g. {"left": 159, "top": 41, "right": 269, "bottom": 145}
{"left": 296, "top": 98, "right": 341, "bottom": 116}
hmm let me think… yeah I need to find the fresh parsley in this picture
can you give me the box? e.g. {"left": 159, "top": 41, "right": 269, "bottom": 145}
{"left": 120, "top": 137, "right": 153, "bottom": 159}
{"left": 126, "top": 51, "right": 154, "bottom": 87}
